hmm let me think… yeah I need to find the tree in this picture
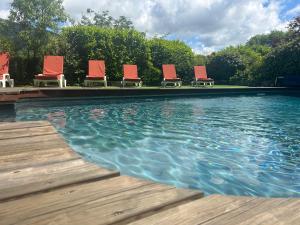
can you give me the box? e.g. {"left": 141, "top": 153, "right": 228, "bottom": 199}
{"left": 114, "top": 16, "right": 134, "bottom": 29}
{"left": 246, "top": 31, "right": 289, "bottom": 48}
{"left": 288, "top": 16, "right": 300, "bottom": 37}
{"left": 193, "top": 54, "right": 207, "bottom": 66}
{"left": 206, "top": 48, "right": 245, "bottom": 84}
{"left": 261, "top": 38, "right": 300, "bottom": 81}
{"left": 80, "top": 9, "right": 134, "bottom": 29}
{"left": 9, "top": 0, "right": 68, "bottom": 57}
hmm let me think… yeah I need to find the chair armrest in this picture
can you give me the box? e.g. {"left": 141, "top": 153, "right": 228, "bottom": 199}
{"left": 2, "top": 74, "right": 10, "bottom": 79}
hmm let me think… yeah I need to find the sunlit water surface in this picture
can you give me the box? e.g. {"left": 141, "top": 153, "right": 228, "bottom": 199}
{"left": 14, "top": 95, "right": 300, "bottom": 197}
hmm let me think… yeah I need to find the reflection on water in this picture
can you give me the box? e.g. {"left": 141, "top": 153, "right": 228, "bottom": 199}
{"left": 14, "top": 95, "right": 300, "bottom": 197}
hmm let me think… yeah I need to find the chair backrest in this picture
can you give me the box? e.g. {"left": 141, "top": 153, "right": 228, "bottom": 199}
{"left": 88, "top": 60, "right": 105, "bottom": 77}
{"left": 194, "top": 66, "right": 208, "bottom": 79}
{"left": 0, "top": 52, "right": 9, "bottom": 75}
{"left": 123, "top": 64, "right": 139, "bottom": 79}
{"left": 162, "top": 64, "right": 177, "bottom": 79}
{"left": 43, "top": 56, "right": 64, "bottom": 76}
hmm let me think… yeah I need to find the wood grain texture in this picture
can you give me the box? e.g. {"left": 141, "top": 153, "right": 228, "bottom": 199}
{"left": 0, "top": 159, "right": 119, "bottom": 201}
{"left": 0, "top": 125, "right": 57, "bottom": 140}
{"left": 0, "top": 147, "right": 80, "bottom": 172}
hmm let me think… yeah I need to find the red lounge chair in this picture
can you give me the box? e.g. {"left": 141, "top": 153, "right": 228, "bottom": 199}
{"left": 192, "top": 66, "right": 214, "bottom": 86}
{"left": 34, "top": 56, "right": 66, "bottom": 88}
{"left": 84, "top": 60, "right": 107, "bottom": 87}
{"left": 162, "top": 64, "right": 182, "bottom": 87}
{"left": 122, "top": 64, "right": 142, "bottom": 87}
{"left": 0, "top": 52, "right": 14, "bottom": 88}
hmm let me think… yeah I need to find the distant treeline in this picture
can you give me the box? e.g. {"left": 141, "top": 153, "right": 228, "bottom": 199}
{"left": 0, "top": 0, "right": 299, "bottom": 86}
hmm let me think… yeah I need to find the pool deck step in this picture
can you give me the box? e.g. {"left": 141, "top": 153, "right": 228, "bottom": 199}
{"left": 0, "top": 121, "right": 299, "bottom": 225}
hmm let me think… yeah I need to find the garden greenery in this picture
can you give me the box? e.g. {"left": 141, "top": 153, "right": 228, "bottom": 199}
{"left": 0, "top": 0, "right": 299, "bottom": 86}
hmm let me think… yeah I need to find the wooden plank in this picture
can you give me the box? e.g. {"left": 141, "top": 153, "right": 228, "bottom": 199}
{"left": 127, "top": 195, "right": 255, "bottom": 225}
{"left": 237, "top": 199, "right": 300, "bottom": 225}
{"left": 0, "top": 147, "right": 80, "bottom": 172}
{"left": 204, "top": 198, "right": 300, "bottom": 225}
{"left": 0, "top": 125, "right": 57, "bottom": 140}
{"left": 0, "top": 180, "right": 202, "bottom": 225}
{"left": 0, "top": 134, "right": 69, "bottom": 155}
{"left": 0, "top": 121, "right": 51, "bottom": 131}
{"left": 0, "top": 159, "right": 119, "bottom": 201}
{"left": 0, "top": 176, "right": 152, "bottom": 225}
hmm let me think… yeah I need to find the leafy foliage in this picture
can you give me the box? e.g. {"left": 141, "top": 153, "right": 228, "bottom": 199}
{"left": 9, "top": 0, "right": 68, "bottom": 56}
{"left": 80, "top": 10, "right": 134, "bottom": 29}
{"left": 246, "top": 31, "right": 290, "bottom": 48}
{"left": 288, "top": 16, "right": 300, "bottom": 37}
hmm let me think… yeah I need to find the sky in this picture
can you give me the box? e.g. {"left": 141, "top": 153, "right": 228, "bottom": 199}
{"left": 0, "top": 0, "right": 299, "bottom": 54}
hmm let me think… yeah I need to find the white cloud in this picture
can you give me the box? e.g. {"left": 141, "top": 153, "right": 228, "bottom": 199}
{"left": 0, "top": 10, "right": 9, "bottom": 19}
{"left": 63, "top": 0, "right": 287, "bottom": 54}
{"left": 0, "top": 0, "right": 10, "bottom": 19}
{"left": 287, "top": 4, "right": 300, "bottom": 16}
{"left": 0, "top": 0, "right": 290, "bottom": 54}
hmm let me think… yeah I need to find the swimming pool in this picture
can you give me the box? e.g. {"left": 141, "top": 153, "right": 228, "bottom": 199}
{"left": 14, "top": 94, "right": 300, "bottom": 197}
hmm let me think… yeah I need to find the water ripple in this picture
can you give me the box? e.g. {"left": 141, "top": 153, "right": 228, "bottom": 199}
{"left": 14, "top": 95, "right": 300, "bottom": 197}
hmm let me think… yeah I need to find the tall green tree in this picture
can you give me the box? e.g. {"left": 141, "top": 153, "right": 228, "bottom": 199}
{"left": 9, "top": 0, "right": 68, "bottom": 57}
{"left": 246, "top": 31, "right": 289, "bottom": 48}
{"left": 206, "top": 48, "right": 245, "bottom": 84}
{"left": 80, "top": 9, "right": 134, "bottom": 29}
{"left": 288, "top": 16, "right": 300, "bottom": 37}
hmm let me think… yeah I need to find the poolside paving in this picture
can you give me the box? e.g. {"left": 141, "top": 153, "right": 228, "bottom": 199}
{"left": 0, "top": 121, "right": 299, "bottom": 225}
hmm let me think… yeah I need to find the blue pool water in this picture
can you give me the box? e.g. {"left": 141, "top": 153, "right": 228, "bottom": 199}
{"left": 13, "top": 95, "right": 300, "bottom": 197}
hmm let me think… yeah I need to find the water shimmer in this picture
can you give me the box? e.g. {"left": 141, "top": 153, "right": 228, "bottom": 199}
{"left": 15, "top": 95, "right": 300, "bottom": 197}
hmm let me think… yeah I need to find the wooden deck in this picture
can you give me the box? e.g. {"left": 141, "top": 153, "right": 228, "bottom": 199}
{"left": 0, "top": 121, "right": 299, "bottom": 225}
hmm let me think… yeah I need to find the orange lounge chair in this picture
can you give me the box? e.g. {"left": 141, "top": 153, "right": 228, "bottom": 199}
{"left": 122, "top": 64, "right": 142, "bottom": 87}
{"left": 34, "top": 56, "right": 66, "bottom": 88}
{"left": 84, "top": 60, "right": 107, "bottom": 87}
{"left": 0, "top": 52, "right": 14, "bottom": 88}
{"left": 192, "top": 66, "right": 214, "bottom": 86}
{"left": 162, "top": 64, "right": 182, "bottom": 87}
